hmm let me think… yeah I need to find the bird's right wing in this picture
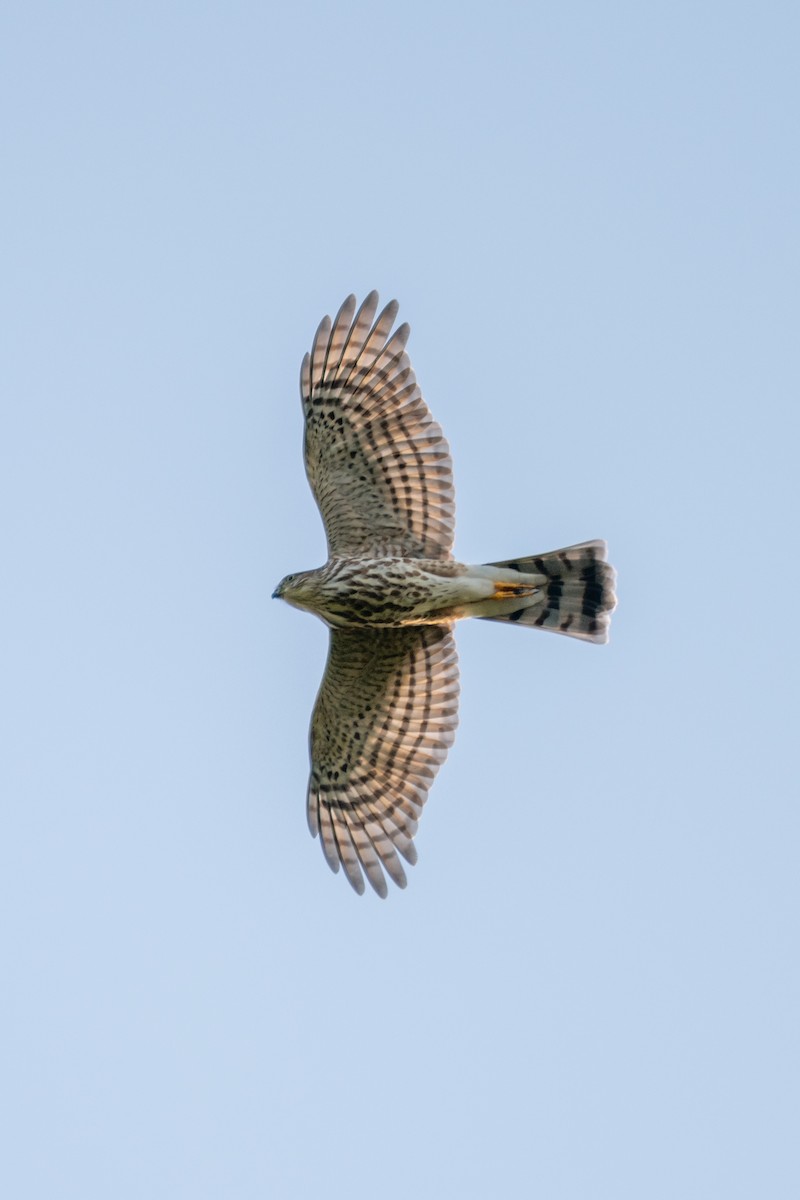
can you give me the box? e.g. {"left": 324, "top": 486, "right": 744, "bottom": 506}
{"left": 301, "top": 292, "right": 455, "bottom": 560}
{"left": 307, "top": 624, "right": 459, "bottom": 896}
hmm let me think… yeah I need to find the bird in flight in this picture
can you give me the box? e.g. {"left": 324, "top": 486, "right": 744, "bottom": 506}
{"left": 274, "top": 292, "right": 616, "bottom": 897}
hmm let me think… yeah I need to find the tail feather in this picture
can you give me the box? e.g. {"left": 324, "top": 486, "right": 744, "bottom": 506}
{"left": 480, "top": 540, "right": 617, "bottom": 643}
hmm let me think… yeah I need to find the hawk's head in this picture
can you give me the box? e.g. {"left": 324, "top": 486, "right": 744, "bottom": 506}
{"left": 272, "top": 570, "right": 317, "bottom": 611}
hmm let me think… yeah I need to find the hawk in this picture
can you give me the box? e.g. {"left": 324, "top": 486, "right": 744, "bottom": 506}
{"left": 273, "top": 292, "right": 616, "bottom": 897}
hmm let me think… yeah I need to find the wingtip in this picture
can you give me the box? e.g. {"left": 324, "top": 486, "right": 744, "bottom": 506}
{"left": 334, "top": 293, "right": 357, "bottom": 324}
{"left": 350, "top": 872, "right": 367, "bottom": 897}
{"left": 369, "top": 875, "right": 389, "bottom": 900}
{"left": 379, "top": 297, "right": 400, "bottom": 325}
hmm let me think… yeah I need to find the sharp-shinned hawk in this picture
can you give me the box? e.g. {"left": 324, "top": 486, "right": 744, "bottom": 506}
{"left": 273, "top": 292, "right": 616, "bottom": 896}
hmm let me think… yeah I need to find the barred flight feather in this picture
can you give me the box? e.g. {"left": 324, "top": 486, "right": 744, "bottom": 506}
{"left": 308, "top": 625, "right": 459, "bottom": 897}
{"left": 302, "top": 290, "right": 455, "bottom": 559}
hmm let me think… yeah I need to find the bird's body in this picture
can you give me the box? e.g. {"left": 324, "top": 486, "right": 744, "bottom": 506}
{"left": 276, "top": 556, "right": 534, "bottom": 627}
{"left": 276, "top": 551, "right": 608, "bottom": 631}
{"left": 274, "top": 292, "right": 617, "bottom": 896}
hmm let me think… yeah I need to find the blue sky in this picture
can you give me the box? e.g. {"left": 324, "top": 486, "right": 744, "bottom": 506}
{"left": 2, "top": 3, "right": 798, "bottom": 1197}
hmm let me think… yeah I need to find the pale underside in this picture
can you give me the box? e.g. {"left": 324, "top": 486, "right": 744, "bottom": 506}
{"left": 300, "top": 291, "right": 459, "bottom": 896}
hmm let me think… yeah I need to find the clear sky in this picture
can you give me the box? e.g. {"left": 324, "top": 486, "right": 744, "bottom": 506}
{"left": 2, "top": 2, "right": 798, "bottom": 1197}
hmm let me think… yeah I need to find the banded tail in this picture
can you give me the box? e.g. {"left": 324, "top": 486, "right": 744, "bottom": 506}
{"left": 479, "top": 539, "right": 617, "bottom": 643}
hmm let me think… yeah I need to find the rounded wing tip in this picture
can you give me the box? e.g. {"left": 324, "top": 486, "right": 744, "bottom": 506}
{"left": 371, "top": 876, "right": 389, "bottom": 900}
{"left": 314, "top": 313, "right": 332, "bottom": 340}
{"left": 380, "top": 297, "right": 400, "bottom": 324}
{"left": 394, "top": 320, "right": 411, "bottom": 348}
{"left": 335, "top": 294, "right": 357, "bottom": 323}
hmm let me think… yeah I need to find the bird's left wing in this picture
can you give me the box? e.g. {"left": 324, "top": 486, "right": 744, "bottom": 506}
{"left": 307, "top": 624, "right": 459, "bottom": 896}
{"left": 301, "top": 292, "right": 455, "bottom": 559}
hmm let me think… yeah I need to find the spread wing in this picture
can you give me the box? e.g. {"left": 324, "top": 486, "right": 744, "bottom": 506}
{"left": 300, "top": 292, "right": 455, "bottom": 559}
{"left": 307, "top": 625, "right": 459, "bottom": 897}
